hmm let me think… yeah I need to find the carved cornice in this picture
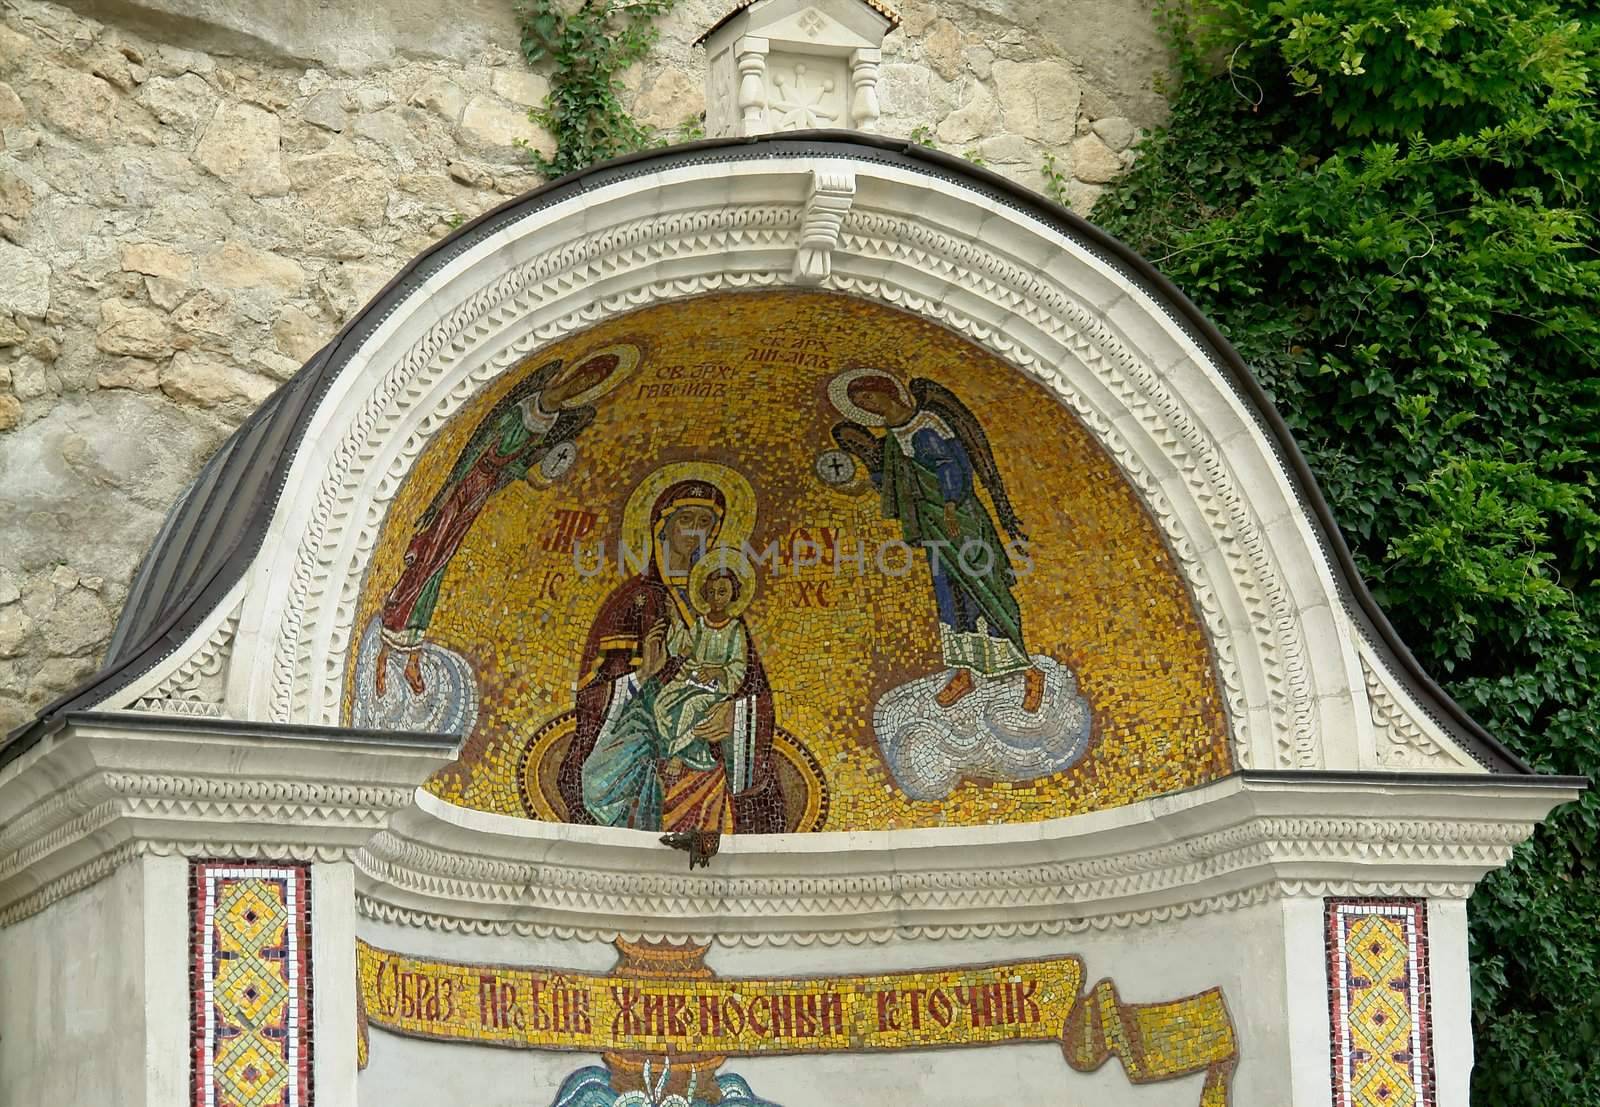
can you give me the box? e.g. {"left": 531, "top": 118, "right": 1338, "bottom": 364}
{"left": 0, "top": 714, "right": 454, "bottom": 925}
{"left": 352, "top": 777, "right": 1577, "bottom": 944}
{"left": 355, "top": 879, "right": 1481, "bottom": 947}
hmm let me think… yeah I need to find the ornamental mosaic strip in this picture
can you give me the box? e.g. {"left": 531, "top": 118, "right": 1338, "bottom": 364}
{"left": 1326, "top": 899, "right": 1434, "bottom": 1107}
{"left": 191, "top": 861, "right": 312, "bottom": 1107}
{"left": 356, "top": 938, "right": 1238, "bottom": 1106}
{"left": 347, "top": 290, "right": 1229, "bottom": 832}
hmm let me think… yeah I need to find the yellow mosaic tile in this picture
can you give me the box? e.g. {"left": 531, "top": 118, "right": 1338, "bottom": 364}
{"left": 345, "top": 290, "right": 1231, "bottom": 829}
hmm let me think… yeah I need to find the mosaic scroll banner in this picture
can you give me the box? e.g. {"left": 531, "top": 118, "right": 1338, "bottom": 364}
{"left": 192, "top": 862, "right": 313, "bottom": 1107}
{"left": 357, "top": 940, "right": 1237, "bottom": 1105}
{"left": 1326, "top": 899, "right": 1435, "bottom": 1107}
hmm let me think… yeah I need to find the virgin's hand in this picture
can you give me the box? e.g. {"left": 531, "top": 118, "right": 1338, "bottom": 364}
{"left": 694, "top": 700, "right": 735, "bottom": 742}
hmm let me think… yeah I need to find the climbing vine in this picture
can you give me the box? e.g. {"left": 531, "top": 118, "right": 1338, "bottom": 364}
{"left": 514, "top": 0, "right": 688, "bottom": 179}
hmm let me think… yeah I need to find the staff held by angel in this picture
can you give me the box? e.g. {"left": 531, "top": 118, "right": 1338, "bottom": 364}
{"left": 829, "top": 367, "right": 1046, "bottom": 713}
{"left": 373, "top": 345, "right": 639, "bottom": 696}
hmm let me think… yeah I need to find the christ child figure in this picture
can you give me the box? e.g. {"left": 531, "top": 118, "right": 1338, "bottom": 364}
{"left": 653, "top": 567, "right": 749, "bottom": 780}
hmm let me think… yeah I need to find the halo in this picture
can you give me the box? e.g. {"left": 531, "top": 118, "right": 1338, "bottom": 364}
{"left": 620, "top": 461, "right": 757, "bottom": 566}
{"left": 827, "top": 367, "right": 910, "bottom": 428}
{"left": 689, "top": 545, "right": 757, "bottom": 618}
{"left": 555, "top": 342, "right": 641, "bottom": 408}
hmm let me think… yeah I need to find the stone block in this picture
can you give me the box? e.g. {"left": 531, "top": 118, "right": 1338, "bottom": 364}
{"left": 160, "top": 351, "right": 275, "bottom": 409}
{"left": 137, "top": 74, "right": 217, "bottom": 134}
{"left": 410, "top": 75, "right": 466, "bottom": 122}
{"left": 119, "top": 242, "right": 193, "bottom": 282}
{"left": 0, "top": 241, "right": 50, "bottom": 318}
{"left": 40, "top": 588, "right": 111, "bottom": 657}
{"left": 302, "top": 88, "right": 349, "bottom": 132}
{"left": 272, "top": 306, "right": 326, "bottom": 362}
{"left": 1071, "top": 132, "right": 1123, "bottom": 183}
{"left": 34, "top": 67, "right": 118, "bottom": 144}
{"left": 96, "top": 357, "right": 163, "bottom": 391}
{"left": 632, "top": 67, "right": 701, "bottom": 131}
{"left": 95, "top": 300, "right": 172, "bottom": 359}
{"left": 0, "top": 81, "right": 24, "bottom": 127}
{"left": 993, "top": 59, "right": 1080, "bottom": 142}
{"left": 489, "top": 68, "right": 549, "bottom": 109}
{"left": 200, "top": 241, "right": 307, "bottom": 293}
{"left": 0, "top": 393, "right": 18, "bottom": 433}
{"left": 923, "top": 19, "right": 963, "bottom": 81}
{"left": 195, "top": 101, "right": 290, "bottom": 196}
{"left": 1091, "top": 115, "right": 1137, "bottom": 151}
{"left": 459, "top": 94, "right": 551, "bottom": 160}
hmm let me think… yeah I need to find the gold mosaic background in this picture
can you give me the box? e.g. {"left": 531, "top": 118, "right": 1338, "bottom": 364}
{"left": 346, "top": 291, "right": 1230, "bottom": 827}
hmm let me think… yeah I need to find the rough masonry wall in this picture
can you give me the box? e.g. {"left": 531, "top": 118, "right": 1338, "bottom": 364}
{"left": 0, "top": 0, "right": 1168, "bottom": 731}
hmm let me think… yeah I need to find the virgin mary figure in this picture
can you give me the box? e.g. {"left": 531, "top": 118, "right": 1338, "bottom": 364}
{"left": 555, "top": 467, "right": 786, "bottom": 834}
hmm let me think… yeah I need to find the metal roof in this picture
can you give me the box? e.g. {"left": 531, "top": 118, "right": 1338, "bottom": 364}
{"left": 0, "top": 132, "right": 1535, "bottom": 776}
{"left": 694, "top": 0, "right": 901, "bottom": 47}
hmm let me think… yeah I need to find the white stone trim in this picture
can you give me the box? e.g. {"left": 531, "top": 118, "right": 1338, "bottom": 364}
{"left": 350, "top": 775, "right": 1576, "bottom": 945}
{"left": 0, "top": 715, "right": 454, "bottom": 926}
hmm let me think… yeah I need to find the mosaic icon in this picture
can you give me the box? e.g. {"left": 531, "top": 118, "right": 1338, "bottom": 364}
{"left": 348, "top": 292, "right": 1231, "bottom": 831}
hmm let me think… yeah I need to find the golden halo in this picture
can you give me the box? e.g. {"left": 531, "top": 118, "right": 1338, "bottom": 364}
{"left": 620, "top": 461, "right": 757, "bottom": 566}
{"left": 688, "top": 545, "right": 757, "bottom": 618}
{"left": 555, "top": 342, "right": 641, "bottom": 408}
{"left": 827, "top": 367, "right": 911, "bottom": 428}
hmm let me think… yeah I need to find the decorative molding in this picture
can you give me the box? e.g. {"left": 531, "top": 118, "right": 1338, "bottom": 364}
{"left": 132, "top": 607, "right": 240, "bottom": 719}
{"left": 1360, "top": 650, "right": 1478, "bottom": 772}
{"left": 0, "top": 716, "right": 454, "bottom": 926}
{"left": 0, "top": 840, "right": 353, "bottom": 928}
{"left": 349, "top": 777, "right": 1575, "bottom": 945}
{"left": 791, "top": 169, "right": 856, "bottom": 283}
{"left": 354, "top": 880, "right": 1480, "bottom": 947}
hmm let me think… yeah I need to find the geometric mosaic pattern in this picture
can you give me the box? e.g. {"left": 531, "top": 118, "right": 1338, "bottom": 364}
{"left": 1326, "top": 899, "right": 1434, "bottom": 1107}
{"left": 191, "top": 862, "right": 312, "bottom": 1107}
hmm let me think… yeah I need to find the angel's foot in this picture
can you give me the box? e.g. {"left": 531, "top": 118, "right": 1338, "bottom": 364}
{"left": 374, "top": 644, "right": 390, "bottom": 698}
{"left": 404, "top": 650, "right": 427, "bottom": 695}
{"left": 935, "top": 668, "right": 976, "bottom": 708}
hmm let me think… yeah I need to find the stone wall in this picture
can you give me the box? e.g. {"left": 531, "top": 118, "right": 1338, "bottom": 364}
{"left": 0, "top": 0, "right": 1168, "bottom": 731}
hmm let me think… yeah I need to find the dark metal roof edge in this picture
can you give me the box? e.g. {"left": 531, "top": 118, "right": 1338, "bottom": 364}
{"left": 56, "top": 710, "right": 462, "bottom": 749}
{"left": 0, "top": 130, "right": 1540, "bottom": 779}
{"left": 693, "top": 0, "right": 900, "bottom": 48}
{"left": 1235, "top": 768, "right": 1589, "bottom": 792}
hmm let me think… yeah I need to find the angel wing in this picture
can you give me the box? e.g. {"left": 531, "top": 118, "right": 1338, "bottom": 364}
{"left": 909, "top": 378, "right": 1026, "bottom": 539}
{"left": 416, "top": 358, "right": 564, "bottom": 528}
{"left": 831, "top": 421, "right": 884, "bottom": 478}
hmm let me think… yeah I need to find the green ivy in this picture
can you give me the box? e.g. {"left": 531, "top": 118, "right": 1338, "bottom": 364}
{"left": 514, "top": 0, "right": 692, "bottom": 179}
{"left": 1098, "top": 2, "right": 1600, "bottom": 1100}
